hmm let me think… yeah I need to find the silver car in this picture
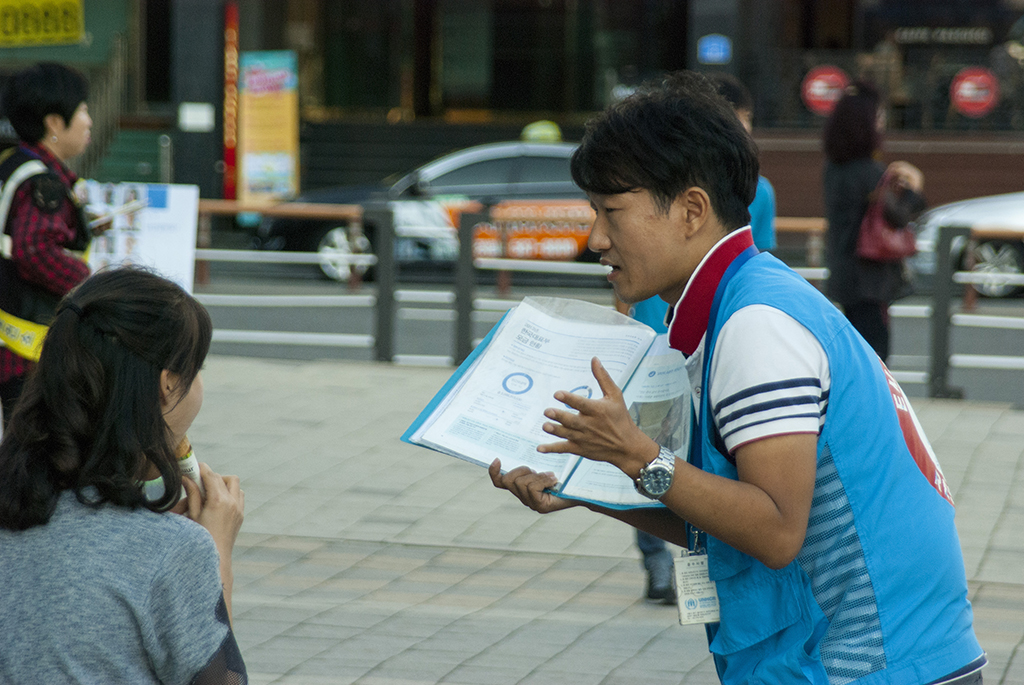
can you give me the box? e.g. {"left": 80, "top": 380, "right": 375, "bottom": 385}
{"left": 910, "top": 192, "right": 1024, "bottom": 298}
{"left": 253, "top": 141, "right": 583, "bottom": 280}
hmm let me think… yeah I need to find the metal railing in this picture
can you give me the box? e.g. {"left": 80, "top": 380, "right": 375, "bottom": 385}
{"left": 193, "top": 204, "right": 1023, "bottom": 401}
{"left": 195, "top": 200, "right": 385, "bottom": 356}
{"left": 924, "top": 225, "right": 1024, "bottom": 398}
{"left": 453, "top": 217, "right": 1023, "bottom": 400}
{"left": 189, "top": 206, "right": 879, "bottom": 364}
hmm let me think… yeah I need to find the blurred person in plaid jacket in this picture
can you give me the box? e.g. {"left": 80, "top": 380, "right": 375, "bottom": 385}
{"left": 0, "top": 63, "right": 98, "bottom": 425}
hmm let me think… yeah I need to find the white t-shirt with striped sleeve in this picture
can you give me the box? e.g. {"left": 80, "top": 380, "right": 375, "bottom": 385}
{"left": 684, "top": 304, "right": 830, "bottom": 453}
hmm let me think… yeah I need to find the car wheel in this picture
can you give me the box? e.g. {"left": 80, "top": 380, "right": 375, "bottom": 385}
{"left": 966, "top": 240, "right": 1024, "bottom": 298}
{"left": 316, "top": 226, "right": 372, "bottom": 281}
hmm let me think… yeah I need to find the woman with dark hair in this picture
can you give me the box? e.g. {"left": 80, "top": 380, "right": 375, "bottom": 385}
{"left": 0, "top": 267, "right": 247, "bottom": 684}
{"left": 822, "top": 81, "right": 925, "bottom": 361}
{"left": 0, "top": 62, "right": 100, "bottom": 423}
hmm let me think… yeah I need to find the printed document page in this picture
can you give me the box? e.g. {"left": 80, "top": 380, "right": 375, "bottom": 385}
{"left": 558, "top": 335, "right": 690, "bottom": 508}
{"left": 415, "top": 297, "right": 655, "bottom": 482}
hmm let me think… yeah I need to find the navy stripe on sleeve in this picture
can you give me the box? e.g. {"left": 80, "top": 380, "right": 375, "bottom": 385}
{"left": 713, "top": 377, "right": 822, "bottom": 415}
{"left": 715, "top": 378, "right": 827, "bottom": 445}
{"left": 721, "top": 412, "right": 824, "bottom": 442}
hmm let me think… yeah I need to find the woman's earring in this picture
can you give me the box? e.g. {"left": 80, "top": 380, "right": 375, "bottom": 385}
{"left": 51, "top": 135, "right": 58, "bottom": 142}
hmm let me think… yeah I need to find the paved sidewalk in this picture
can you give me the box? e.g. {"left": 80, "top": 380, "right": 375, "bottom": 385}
{"left": 191, "top": 355, "right": 1024, "bottom": 685}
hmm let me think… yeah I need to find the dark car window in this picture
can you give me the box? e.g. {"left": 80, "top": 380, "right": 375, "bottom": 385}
{"left": 425, "top": 158, "right": 515, "bottom": 192}
{"left": 507, "top": 154, "right": 582, "bottom": 199}
{"left": 518, "top": 155, "right": 572, "bottom": 184}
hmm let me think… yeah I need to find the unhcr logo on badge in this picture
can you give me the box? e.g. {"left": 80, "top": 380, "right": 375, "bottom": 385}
{"left": 685, "top": 598, "right": 698, "bottom": 610}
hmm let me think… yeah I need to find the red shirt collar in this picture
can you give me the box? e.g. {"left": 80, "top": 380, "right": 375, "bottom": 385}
{"left": 20, "top": 142, "right": 77, "bottom": 187}
{"left": 667, "top": 227, "right": 755, "bottom": 356}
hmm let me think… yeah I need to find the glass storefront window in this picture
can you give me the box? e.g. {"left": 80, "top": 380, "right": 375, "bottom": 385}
{"left": 262, "top": 0, "right": 1024, "bottom": 132}
{"left": 760, "top": 0, "right": 1024, "bottom": 130}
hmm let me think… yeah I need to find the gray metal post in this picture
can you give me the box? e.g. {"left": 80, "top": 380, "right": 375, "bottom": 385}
{"left": 158, "top": 135, "right": 173, "bottom": 184}
{"left": 366, "top": 206, "right": 395, "bottom": 362}
{"left": 455, "top": 212, "right": 485, "bottom": 365}
{"left": 928, "top": 224, "right": 970, "bottom": 399}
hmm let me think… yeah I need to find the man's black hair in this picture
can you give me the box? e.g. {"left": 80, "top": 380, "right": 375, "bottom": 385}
{"left": 0, "top": 63, "right": 88, "bottom": 144}
{"left": 571, "top": 70, "right": 758, "bottom": 230}
{"left": 710, "top": 73, "right": 753, "bottom": 113}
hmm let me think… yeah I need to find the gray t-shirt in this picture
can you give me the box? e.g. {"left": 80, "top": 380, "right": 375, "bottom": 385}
{"left": 0, "top": 491, "right": 229, "bottom": 684}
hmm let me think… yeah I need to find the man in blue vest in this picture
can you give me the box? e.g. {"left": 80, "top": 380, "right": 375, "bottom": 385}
{"left": 489, "top": 71, "right": 985, "bottom": 684}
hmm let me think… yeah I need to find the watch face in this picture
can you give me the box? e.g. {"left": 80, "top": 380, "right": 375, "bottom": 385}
{"left": 641, "top": 465, "right": 673, "bottom": 497}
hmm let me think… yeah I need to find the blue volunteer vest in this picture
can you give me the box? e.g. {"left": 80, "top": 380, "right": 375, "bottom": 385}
{"left": 697, "top": 251, "right": 981, "bottom": 684}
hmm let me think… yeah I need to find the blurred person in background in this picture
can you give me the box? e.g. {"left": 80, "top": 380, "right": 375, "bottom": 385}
{"left": 618, "top": 73, "right": 776, "bottom": 604}
{"left": 0, "top": 267, "right": 247, "bottom": 684}
{"left": 822, "top": 81, "right": 925, "bottom": 362}
{"left": 0, "top": 62, "right": 97, "bottom": 425}
{"left": 712, "top": 73, "right": 776, "bottom": 253}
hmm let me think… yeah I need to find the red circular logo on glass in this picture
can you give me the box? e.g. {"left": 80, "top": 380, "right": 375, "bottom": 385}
{"left": 950, "top": 67, "right": 999, "bottom": 118}
{"left": 801, "top": 66, "right": 850, "bottom": 116}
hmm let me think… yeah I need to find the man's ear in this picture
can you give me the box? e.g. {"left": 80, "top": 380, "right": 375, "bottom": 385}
{"left": 676, "top": 187, "right": 713, "bottom": 238}
{"left": 42, "top": 113, "right": 65, "bottom": 138}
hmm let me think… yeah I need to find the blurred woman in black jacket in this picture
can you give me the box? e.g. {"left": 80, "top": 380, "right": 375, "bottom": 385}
{"left": 823, "top": 81, "right": 925, "bottom": 362}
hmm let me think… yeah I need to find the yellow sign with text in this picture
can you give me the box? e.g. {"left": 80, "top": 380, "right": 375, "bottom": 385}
{"left": 0, "top": 0, "right": 84, "bottom": 46}
{"left": 237, "top": 51, "right": 300, "bottom": 203}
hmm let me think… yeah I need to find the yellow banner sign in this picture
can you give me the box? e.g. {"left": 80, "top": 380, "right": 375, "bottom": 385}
{"left": 237, "top": 50, "right": 299, "bottom": 203}
{"left": 0, "top": 0, "right": 84, "bottom": 46}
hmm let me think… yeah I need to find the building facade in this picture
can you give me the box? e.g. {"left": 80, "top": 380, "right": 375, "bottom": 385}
{"left": 3, "top": 0, "right": 1024, "bottom": 211}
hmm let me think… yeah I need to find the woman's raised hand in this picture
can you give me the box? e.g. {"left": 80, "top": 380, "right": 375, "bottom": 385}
{"left": 886, "top": 161, "right": 924, "bottom": 193}
{"left": 181, "top": 463, "right": 244, "bottom": 555}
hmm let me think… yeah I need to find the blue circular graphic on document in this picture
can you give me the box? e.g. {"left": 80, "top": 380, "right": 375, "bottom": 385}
{"left": 563, "top": 385, "right": 594, "bottom": 408}
{"left": 569, "top": 385, "right": 593, "bottom": 399}
{"left": 648, "top": 370, "right": 657, "bottom": 378}
{"left": 502, "top": 372, "right": 533, "bottom": 394}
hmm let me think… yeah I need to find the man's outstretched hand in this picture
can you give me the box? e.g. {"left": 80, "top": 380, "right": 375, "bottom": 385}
{"left": 537, "top": 357, "right": 656, "bottom": 479}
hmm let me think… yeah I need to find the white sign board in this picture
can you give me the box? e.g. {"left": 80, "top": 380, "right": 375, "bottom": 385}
{"left": 178, "top": 102, "right": 217, "bottom": 133}
{"left": 84, "top": 182, "right": 200, "bottom": 292}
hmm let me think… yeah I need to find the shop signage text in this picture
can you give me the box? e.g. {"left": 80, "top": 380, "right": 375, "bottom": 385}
{"left": 894, "top": 27, "right": 993, "bottom": 45}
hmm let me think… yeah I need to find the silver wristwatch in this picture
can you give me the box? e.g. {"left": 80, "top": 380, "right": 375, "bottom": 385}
{"left": 634, "top": 446, "right": 676, "bottom": 500}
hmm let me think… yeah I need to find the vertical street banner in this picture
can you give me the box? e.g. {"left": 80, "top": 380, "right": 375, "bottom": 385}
{"left": 237, "top": 50, "right": 300, "bottom": 203}
{"left": 0, "top": 0, "right": 84, "bottom": 46}
{"left": 222, "top": 0, "right": 240, "bottom": 199}
{"left": 85, "top": 182, "right": 200, "bottom": 293}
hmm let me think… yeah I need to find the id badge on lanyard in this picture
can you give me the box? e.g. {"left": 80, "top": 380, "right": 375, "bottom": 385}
{"left": 674, "top": 245, "right": 758, "bottom": 626}
{"left": 675, "top": 527, "right": 720, "bottom": 625}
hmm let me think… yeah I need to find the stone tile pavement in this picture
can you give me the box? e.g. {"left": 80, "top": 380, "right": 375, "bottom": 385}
{"left": 190, "top": 355, "right": 1024, "bottom": 685}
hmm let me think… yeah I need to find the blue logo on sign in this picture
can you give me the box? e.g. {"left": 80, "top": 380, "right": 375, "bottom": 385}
{"left": 146, "top": 185, "right": 168, "bottom": 209}
{"left": 697, "top": 34, "right": 732, "bottom": 65}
